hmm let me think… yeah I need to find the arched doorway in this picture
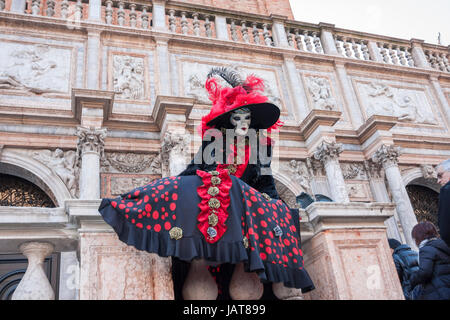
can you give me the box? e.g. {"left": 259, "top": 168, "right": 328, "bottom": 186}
{"left": 406, "top": 178, "right": 440, "bottom": 227}
{"left": 0, "top": 173, "right": 60, "bottom": 300}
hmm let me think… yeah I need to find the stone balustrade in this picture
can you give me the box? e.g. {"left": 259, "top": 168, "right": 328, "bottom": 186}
{"left": 103, "top": 0, "right": 152, "bottom": 28}
{"left": 376, "top": 41, "right": 414, "bottom": 67}
{"left": 423, "top": 46, "right": 450, "bottom": 72}
{"left": 167, "top": 9, "right": 216, "bottom": 38}
{"left": 334, "top": 35, "right": 371, "bottom": 61}
{"left": 285, "top": 24, "right": 323, "bottom": 53}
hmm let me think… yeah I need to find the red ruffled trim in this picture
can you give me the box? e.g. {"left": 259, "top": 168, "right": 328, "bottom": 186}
{"left": 196, "top": 169, "right": 233, "bottom": 244}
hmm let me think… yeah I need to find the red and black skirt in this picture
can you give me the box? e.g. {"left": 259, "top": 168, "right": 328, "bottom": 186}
{"left": 98, "top": 169, "right": 314, "bottom": 292}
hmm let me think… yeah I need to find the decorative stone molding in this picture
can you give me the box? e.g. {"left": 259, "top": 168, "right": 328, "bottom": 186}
{"left": 30, "top": 148, "right": 79, "bottom": 198}
{"left": 341, "top": 162, "right": 368, "bottom": 180}
{"left": 76, "top": 127, "right": 107, "bottom": 157}
{"left": 102, "top": 152, "right": 161, "bottom": 174}
{"left": 371, "top": 144, "right": 401, "bottom": 169}
{"left": 305, "top": 76, "right": 337, "bottom": 110}
{"left": 313, "top": 141, "right": 343, "bottom": 164}
{"left": 12, "top": 242, "right": 55, "bottom": 300}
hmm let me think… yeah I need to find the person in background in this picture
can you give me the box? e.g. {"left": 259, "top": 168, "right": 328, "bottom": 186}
{"left": 388, "top": 238, "right": 419, "bottom": 300}
{"left": 436, "top": 159, "right": 450, "bottom": 247}
{"left": 409, "top": 222, "right": 450, "bottom": 300}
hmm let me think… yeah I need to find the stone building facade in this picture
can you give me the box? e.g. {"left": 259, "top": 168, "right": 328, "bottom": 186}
{"left": 0, "top": 0, "right": 449, "bottom": 300}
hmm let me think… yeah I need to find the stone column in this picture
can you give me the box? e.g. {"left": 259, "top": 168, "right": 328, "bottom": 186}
{"left": 318, "top": 23, "right": 338, "bottom": 55}
{"left": 160, "top": 131, "right": 190, "bottom": 178}
{"left": 152, "top": 0, "right": 167, "bottom": 31}
{"left": 214, "top": 16, "right": 229, "bottom": 41}
{"left": 364, "top": 160, "right": 404, "bottom": 242}
{"left": 86, "top": 30, "right": 101, "bottom": 90}
{"left": 314, "top": 141, "right": 349, "bottom": 203}
{"left": 334, "top": 63, "right": 364, "bottom": 128}
{"left": 372, "top": 144, "right": 418, "bottom": 249}
{"left": 76, "top": 126, "right": 107, "bottom": 200}
{"left": 88, "top": 0, "right": 102, "bottom": 22}
{"left": 410, "top": 39, "right": 431, "bottom": 69}
{"left": 10, "top": 0, "right": 27, "bottom": 13}
{"left": 12, "top": 242, "right": 55, "bottom": 300}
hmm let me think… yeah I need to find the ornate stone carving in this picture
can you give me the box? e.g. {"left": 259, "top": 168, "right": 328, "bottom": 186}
{"left": 371, "top": 144, "right": 401, "bottom": 169}
{"left": 306, "top": 157, "right": 326, "bottom": 177}
{"left": 363, "top": 160, "right": 383, "bottom": 179}
{"left": 421, "top": 164, "right": 437, "bottom": 180}
{"left": 0, "top": 43, "right": 70, "bottom": 94}
{"left": 274, "top": 180, "right": 298, "bottom": 208}
{"left": 102, "top": 152, "right": 161, "bottom": 174}
{"left": 281, "top": 160, "right": 313, "bottom": 196}
{"left": 313, "top": 141, "right": 343, "bottom": 164}
{"left": 362, "top": 82, "right": 436, "bottom": 125}
{"left": 31, "top": 148, "right": 79, "bottom": 197}
{"left": 161, "top": 132, "right": 190, "bottom": 176}
{"left": 76, "top": 127, "right": 107, "bottom": 157}
{"left": 110, "top": 177, "right": 152, "bottom": 196}
{"left": 341, "top": 162, "right": 368, "bottom": 180}
{"left": 306, "top": 76, "right": 336, "bottom": 110}
{"left": 113, "top": 55, "right": 145, "bottom": 100}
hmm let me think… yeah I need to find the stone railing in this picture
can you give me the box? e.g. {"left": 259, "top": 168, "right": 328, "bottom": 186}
{"left": 334, "top": 34, "right": 371, "bottom": 61}
{"left": 423, "top": 45, "right": 450, "bottom": 72}
{"left": 24, "top": 0, "right": 88, "bottom": 19}
{"left": 102, "top": 0, "right": 152, "bottom": 28}
{"left": 376, "top": 40, "right": 414, "bottom": 67}
{"left": 285, "top": 22, "right": 323, "bottom": 53}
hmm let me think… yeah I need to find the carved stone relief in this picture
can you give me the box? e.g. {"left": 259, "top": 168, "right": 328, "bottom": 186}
{"left": 341, "top": 162, "right": 368, "bottom": 180}
{"left": 274, "top": 180, "right": 299, "bottom": 209}
{"left": 345, "top": 182, "right": 372, "bottom": 202}
{"left": 102, "top": 152, "right": 161, "bottom": 174}
{"left": 305, "top": 76, "right": 336, "bottom": 110}
{"left": 0, "top": 43, "right": 71, "bottom": 94}
{"left": 30, "top": 148, "right": 79, "bottom": 197}
{"left": 113, "top": 55, "right": 145, "bottom": 100}
{"left": 110, "top": 177, "right": 152, "bottom": 196}
{"left": 359, "top": 82, "right": 437, "bottom": 125}
{"left": 421, "top": 164, "right": 437, "bottom": 180}
{"left": 280, "top": 160, "right": 313, "bottom": 196}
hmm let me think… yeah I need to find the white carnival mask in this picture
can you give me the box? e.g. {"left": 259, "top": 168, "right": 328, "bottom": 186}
{"left": 230, "top": 110, "right": 251, "bottom": 136}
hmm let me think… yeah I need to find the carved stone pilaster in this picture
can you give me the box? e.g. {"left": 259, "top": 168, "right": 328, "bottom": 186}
{"left": 313, "top": 141, "right": 349, "bottom": 203}
{"left": 371, "top": 144, "right": 401, "bottom": 170}
{"left": 313, "top": 141, "right": 343, "bottom": 164}
{"left": 76, "top": 127, "right": 107, "bottom": 200}
{"left": 160, "top": 132, "right": 190, "bottom": 177}
{"left": 76, "top": 127, "right": 107, "bottom": 156}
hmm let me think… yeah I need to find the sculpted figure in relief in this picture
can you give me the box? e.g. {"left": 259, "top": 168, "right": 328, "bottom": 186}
{"left": 113, "top": 55, "right": 145, "bottom": 100}
{"left": 0, "top": 44, "right": 62, "bottom": 94}
{"left": 306, "top": 76, "right": 336, "bottom": 110}
{"left": 365, "top": 82, "right": 436, "bottom": 125}
{"left": 31, "top": 148, "right": 78, "bottom": 196}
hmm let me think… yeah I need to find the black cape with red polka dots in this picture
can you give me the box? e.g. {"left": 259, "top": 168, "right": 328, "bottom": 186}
{"left": 98, "top": 146, "right": 314, "bottom": 292}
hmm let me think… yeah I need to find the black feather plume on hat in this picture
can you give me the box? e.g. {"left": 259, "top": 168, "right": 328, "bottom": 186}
{"left": 207, "top": 67, "right": 243, "bottom": 88}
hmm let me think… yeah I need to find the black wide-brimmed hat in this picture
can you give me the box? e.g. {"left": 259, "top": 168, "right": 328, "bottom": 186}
{"left": 200, "top": 67, "right": 283, "bottom": 136}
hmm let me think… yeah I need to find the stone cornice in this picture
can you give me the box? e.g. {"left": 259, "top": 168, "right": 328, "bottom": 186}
{"left": 357, "top": 115, "right": 398, "bottom": 145}
{"left": 299, "top": 109, "right": 342, "bottom": 141}
{"left": 304, "top": 202, "right": 396, "bottom": 235}
{"left": 152, "top": 95, "right": 195, "bottom": 131}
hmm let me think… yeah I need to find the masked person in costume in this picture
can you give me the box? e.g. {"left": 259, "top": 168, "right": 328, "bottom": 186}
{"left": 98, "top": 67, "right": 315, "bottom": 299}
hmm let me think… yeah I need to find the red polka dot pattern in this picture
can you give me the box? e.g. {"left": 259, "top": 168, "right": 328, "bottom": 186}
{"left": 110, "top": 177, "right": 180, "bottom": 234}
